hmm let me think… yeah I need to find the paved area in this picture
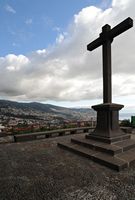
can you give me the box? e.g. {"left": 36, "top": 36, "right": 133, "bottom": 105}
{"left": 0, "top": 133, "right": 135, "bottom": 200}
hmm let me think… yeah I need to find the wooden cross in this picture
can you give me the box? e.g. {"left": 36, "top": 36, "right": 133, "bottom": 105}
{"left": 87, "top": 17, "right": 133, "bottom": 103}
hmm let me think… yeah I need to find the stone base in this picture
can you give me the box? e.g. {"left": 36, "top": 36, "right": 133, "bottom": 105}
{"left": 58, "top": 103, "right": 135, "bottom": 171}
{"left": 89, "top": 103, "right": 125, "bottom": 143}
{"left": 58, "top": 134, "right": 135, "bottom": 171}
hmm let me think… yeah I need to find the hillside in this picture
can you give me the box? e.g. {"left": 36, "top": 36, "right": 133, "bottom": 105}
{"left": 0, "top": 100, "right": 96, "bottom": 121}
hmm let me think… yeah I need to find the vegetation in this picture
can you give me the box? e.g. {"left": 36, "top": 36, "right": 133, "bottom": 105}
{"left": 120, "top": 119, "right": 131, "bottom": 127}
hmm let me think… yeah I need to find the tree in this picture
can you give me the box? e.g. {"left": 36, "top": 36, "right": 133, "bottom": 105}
{"left": 120, "top": 119, "right": 131, "bottom": 127}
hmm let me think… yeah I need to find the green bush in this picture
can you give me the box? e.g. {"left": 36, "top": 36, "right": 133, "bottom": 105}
{"left": 120, "top": 119, "right": 131, "bottom": 127}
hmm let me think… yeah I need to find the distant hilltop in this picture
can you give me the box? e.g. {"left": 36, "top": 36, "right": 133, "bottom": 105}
{"left": 0, "top": 99, "right": 96, "bottom": 121}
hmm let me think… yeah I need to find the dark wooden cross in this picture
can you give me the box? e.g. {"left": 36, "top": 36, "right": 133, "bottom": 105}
{"left": 87, "top": 17, "right": 133, "bottom": 103}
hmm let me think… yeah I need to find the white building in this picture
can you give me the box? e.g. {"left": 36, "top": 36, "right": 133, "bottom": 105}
{"left": 0, "top": 124, "right": 5, "bottom": 132}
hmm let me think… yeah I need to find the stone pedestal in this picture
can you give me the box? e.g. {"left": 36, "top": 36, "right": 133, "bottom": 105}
{"left": 87, "top": 103, "right": 130, "bottom": 143}
{"left": 58, "top": 103, "right": 135, "bottom": 171}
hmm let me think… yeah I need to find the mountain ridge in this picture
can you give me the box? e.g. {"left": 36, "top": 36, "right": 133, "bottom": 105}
{"left": 0, "top": 99, "right": 95, "bottom": 121}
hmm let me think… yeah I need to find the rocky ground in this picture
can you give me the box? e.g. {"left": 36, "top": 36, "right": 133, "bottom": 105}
{"left": 0, "top": 133, "right": 135, "bottom": 200}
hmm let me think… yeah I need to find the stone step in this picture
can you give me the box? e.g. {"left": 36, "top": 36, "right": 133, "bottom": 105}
{"left": 116, "top": 148, "right": 135, "bottom": 167}
{"left": 86, "top": 133, "right": 131, "bottom": 144}
{"left": 58, "top": 142, "right": 128, "bottom": 171}
{"left": 58, "top": 142, "right": 97, "bottom": 159}
{"left": 71, "top": 138, "right": 122, "bottom": 155}
{"left": 71, "top": 137, "right": 135, "bottom": 155}
{"left": 114, "top": 139, "right": 135, "bottom": 152}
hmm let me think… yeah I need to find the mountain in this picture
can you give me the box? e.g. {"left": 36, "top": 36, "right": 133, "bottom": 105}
{"left": 0, "top": 100, "right": 63, "bottom": 112}
{"left": 0, "top": 99, "right": 96, "bottom": 121}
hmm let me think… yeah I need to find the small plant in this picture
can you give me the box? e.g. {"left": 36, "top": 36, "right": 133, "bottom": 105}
{"left": 120, "top": 119, "right": 131, "bottom": 127}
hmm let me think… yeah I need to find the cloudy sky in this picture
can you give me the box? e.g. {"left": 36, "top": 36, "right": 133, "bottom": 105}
{"left": 0, "top": 0, "right": 135, "bottom": 113}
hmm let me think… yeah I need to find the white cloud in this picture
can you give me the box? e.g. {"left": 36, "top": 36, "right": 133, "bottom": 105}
{"left": 5, "top": 4, "right": 16, "bottom": 14}
{"left": 74, "top": 6, "right": 102, "bottom": 25}
{"left": 25, "top": 18, "right": 33, "bottom": 25}
{"left": 112, "top": 0, "right": 131, "bottom": 8}
{"left": 56, "top": 34, "right": 65, "bottom": 44}
{"left": 0, "top": 54, "right": 29, "bottom": 73}
{"left": 53, "top": 26, "right": 61, "bottom": 32}
{"left": 1, "top": 0, "right": 135, "bottom": 104}
{"left": 36, "top": 49, "right": 47, "bottom": 55}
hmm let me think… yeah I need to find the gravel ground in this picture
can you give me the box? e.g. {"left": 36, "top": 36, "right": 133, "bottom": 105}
{"left": 0, "top": 133, "right": 135, "bottom": 200}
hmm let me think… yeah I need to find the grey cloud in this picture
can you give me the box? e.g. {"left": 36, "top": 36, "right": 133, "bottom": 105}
{"left": 0, "top": 0, "right": 135, "bottom": 102}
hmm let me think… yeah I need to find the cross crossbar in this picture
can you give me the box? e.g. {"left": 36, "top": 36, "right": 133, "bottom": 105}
{"left": 87, "top": 17, "right": 133, "bottom": 51}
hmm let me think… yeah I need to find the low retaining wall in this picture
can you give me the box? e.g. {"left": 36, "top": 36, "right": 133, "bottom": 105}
{"left": 14, "top": 127, "right": 93, "bottom": 142}
{"left": 120, "top": 127, "right": 132, "bottom": 133}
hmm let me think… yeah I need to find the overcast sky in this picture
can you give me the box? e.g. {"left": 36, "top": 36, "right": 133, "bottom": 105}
{"left": 0, "top": 0, "right": 135, "bottom": 112}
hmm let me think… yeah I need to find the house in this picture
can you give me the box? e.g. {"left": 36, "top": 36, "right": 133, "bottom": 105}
{"left": 0, "top": 124, "right": 5, "bottom": 132}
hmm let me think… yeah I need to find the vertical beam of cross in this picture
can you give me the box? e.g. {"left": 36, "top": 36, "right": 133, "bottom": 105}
{"left": 101, "top": 25, "right": 112, "bottom": 103}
